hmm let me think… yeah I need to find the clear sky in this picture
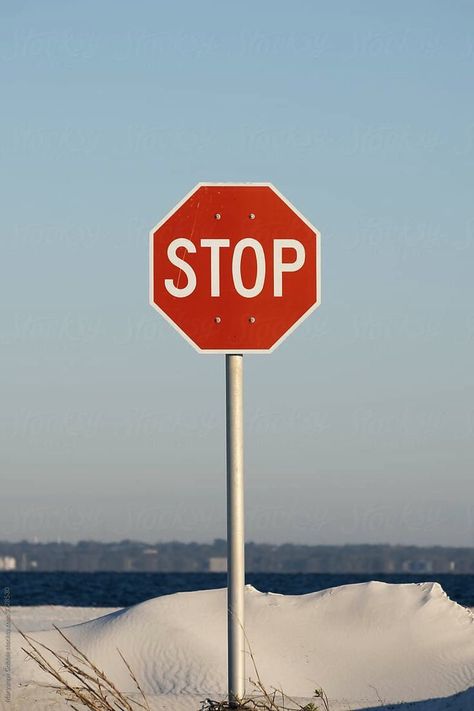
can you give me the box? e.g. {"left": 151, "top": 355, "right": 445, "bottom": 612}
{"left": 1, "top": 1, "right": 473, "bottom": 546}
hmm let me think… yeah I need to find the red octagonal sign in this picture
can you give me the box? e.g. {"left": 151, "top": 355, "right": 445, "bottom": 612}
{"left": 149, "top": 183, "right": 320, "bottom": 353}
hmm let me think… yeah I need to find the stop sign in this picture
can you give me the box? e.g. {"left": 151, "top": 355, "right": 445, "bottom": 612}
{"left": 149, "top": 183, "right": 320, "bottom": 353}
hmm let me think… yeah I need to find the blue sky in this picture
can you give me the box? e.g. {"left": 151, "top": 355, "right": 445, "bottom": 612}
{"left": 1, "top": 1, "right": 473, "bottom": 545}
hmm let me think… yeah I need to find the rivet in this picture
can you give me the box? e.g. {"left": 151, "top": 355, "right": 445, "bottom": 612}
{"left": 214, "top": 213, "right": 221, "bottom": 220}
{"left": 214, "top": 316, "right": 221, "bottom": 324}
{"left": 249, "top": 316, "right": 256, "bottom": 324}
{"left": 249, "top": 213, "right": 256, "bottom": 220}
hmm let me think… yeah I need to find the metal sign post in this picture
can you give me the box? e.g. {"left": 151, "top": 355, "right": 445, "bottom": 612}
{"left": 226, "top": 353, "right": 245, "bottom": 703}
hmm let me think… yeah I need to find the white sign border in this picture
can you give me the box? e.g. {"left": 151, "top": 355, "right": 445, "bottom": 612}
{"left": 149, "top": 182, "right": 321, "bottom": 354}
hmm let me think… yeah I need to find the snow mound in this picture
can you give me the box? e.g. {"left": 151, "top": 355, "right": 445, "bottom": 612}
{"left": 8, "top": 582, "right": 474, "bottom": 710}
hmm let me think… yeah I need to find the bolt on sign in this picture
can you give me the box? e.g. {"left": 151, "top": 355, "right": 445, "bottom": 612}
{"left": 149, "top": 183, "right": 320, "bottom": 352}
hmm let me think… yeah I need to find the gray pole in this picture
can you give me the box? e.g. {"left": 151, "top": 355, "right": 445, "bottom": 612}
{"left": 226, "top": 353, "right": 245, "bottom": 704}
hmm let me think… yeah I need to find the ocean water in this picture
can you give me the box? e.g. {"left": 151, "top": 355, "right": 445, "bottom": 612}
{"left": 2, "top": 571, "right": 474, "bottom": 607}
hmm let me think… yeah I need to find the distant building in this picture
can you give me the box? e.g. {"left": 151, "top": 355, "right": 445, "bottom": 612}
{"left": 208, "top": 556, "right": 227, "bottom": 573}
{"left": 403, "top": 559, "right": 433, "bottom": 573}
{"left": 0, "top": 556, "right": 16, "bottom": 570}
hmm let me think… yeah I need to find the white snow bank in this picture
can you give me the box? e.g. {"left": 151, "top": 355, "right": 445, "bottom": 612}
{"left": 5, "top": 582, "right": 474, "bottom": 710}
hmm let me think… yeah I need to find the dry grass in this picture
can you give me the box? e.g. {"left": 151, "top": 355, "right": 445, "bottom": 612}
{"left": 200, "top": 683, "right": 330, "bottom": 711}
{"left": 18, "top": 624, "right": 151, "bottom": 711}
{"left": 18, "top": 623, "right": 331, "bottom": 711}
